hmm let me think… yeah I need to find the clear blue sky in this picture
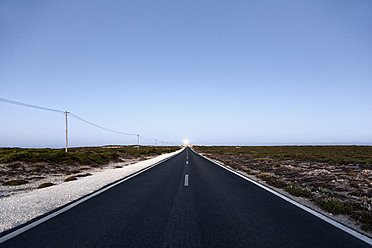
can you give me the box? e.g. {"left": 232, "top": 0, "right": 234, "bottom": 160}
{"left": 1, "top": 0, "right": 371, "bottom": 147}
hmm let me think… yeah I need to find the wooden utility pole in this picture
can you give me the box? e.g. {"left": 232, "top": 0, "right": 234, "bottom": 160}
{"left": 137, "top": 134, "right": 139, "bottom": 149}
{"left": 65, "top": 111, "right": 69, "bottom": 152}
{"left": 155, "top": 139, "right": 157, "bottom": 149}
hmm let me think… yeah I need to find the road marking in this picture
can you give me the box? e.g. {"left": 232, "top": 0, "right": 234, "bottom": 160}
{"left": 184, "top": 174, "right": 189, "bottom": 186}
{"left": 0, "top": 149, "right": 185, "bottom": 245}
{"left": 197, "top": 151, "right": 372, "bottom": 246}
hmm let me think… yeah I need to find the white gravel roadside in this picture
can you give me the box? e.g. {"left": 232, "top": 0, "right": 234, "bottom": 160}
{"left": 0, "top": 149, "right": 182, "bottom": 233}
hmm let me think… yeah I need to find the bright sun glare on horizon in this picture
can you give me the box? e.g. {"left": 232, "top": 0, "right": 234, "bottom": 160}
{"left": 183, "top": 139, "right": 189, "bottom": 145}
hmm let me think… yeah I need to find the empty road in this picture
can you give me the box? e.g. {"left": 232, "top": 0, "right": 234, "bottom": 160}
{"left": 0, "top": 148, "right": 370, "bottom": 247}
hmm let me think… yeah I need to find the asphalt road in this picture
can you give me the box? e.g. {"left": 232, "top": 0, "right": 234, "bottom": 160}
{"left": 1, "top": 148, "right": 370, "bottom": 247}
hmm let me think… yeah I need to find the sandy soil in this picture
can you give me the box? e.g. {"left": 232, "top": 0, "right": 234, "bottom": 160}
{"left": 0, "top": 150, "right": 182, "bottom": 233}
{"left": 0, "top": 157, "right": 148, "bottom": 198}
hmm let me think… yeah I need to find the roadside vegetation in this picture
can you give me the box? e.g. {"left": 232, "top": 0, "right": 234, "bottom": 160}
{"left": 0, "top": 146, "right": 179, "bottom": 187}
{"left": 194, "top": 145, "right": 372, "bottom": 233}
{"left": 195, "top": 146, "right": 372, "bottom": 166}
{"left": 0, "top": 146, "right": 178, "bottom": 165}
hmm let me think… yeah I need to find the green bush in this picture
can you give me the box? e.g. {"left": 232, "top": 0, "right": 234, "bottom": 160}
{"left": 257, "top": 172, "right": 272, "bottom": 179}
{"left": 316, "top": 197, "right": 352, "bottom": 215}
{"left": 257, "top": 172, "right": 287, "bottom": 188}
{"left": 285, "top": 184, "right": 311, "bottom": 198}
{"left": 0, "top": 146, "right": 178, "bottom": 166}
{"left": 64, "top": 176, "right": 77, "bottom": 182}
{"left": 3, "top": 179, "right": 28, "bottom": 186}
{"left": 38, "top": 182, "right": 55, "bottom": 188}
{"left": 266, "top": 177, "right": 287, "bottom": 188}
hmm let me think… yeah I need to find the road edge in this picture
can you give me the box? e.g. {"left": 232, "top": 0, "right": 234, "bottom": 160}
{"left": 192, "top": 149, "right": 372, "bottom": 246}
{"left": 0, "top": 148, "right": 184, "bottom": 244}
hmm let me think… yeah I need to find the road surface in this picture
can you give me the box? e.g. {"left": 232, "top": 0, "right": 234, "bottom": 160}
{"left": 0, "top": 148, "right": 370, "bottom": 247}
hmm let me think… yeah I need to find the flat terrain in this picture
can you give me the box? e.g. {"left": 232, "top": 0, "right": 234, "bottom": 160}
{"left": 0, "top": 146, "right": 179, "bottom": 197}
{"left": 0, "top": 148, "right": 370, "bottom": 247}
{"left": 0, "top": 150, "right": 181, "bottom": 233}
{"left": 194, "top": 146, "right": 372, "bottom": 234}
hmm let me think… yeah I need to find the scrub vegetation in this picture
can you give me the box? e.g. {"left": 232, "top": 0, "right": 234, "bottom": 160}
{"left": 38, "top": 182, "right": 55, "bottom": 189}
{"left": 3, "top": 179, "right": 28, "bottom": 186}
{"left": 0, "top": 146, "right": 179, "bottom": 187}
{"left": 64, "top": 176, "right": 78, "bottom": 182}
{"left": 194, "top": 145, "right": 372, "bottom": 233}
{"left": 0, "top": 146, "right": 178, "bottom": 166}
{"left": 195, "top": 146, "right": 372, "bottom": 166}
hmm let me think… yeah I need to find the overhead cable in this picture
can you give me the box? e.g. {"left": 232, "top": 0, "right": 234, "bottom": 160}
{"left": 0, "top": 97, "right": 64, "bottom": 113}
{"left": 69, "top": 113, "right": 137, "bottom": 136}
{"left": 0, "top": 97, "right": 174, "bottom": 143}
{"left": 140, "top": 135, "right": 154, "bottom": 141}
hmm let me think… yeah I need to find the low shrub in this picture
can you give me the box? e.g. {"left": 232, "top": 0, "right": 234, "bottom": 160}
{"left": 266, "top": 177, "right": 287, "bottom": 188}
{"left": 285, "top": 184, "right": 311, "bottom": 198}
{"left": 38, "top": 182, "right": 55, "bottom": 189}
{"left": 75, "top": 173, "right": 92, "bottom": 177}
{"left": 3, "top": 179, "right": 28, "bottom": 186}
{"left": 0, "top": 146, "right": 180, "bottom": 166}
{"left": 315, "top": 197, "right": 352, "bottom": 215}
{"left": 257, "top": 172, "right": 272, "bottom": 179}
{"left": 64, "top": 176, "right": 77, "bottom": 182}
{"left": 257, "top": 172, "right": 287, "bottom": 188}
{"left": 361, "top": 211, "right": 372, "bottom": 232}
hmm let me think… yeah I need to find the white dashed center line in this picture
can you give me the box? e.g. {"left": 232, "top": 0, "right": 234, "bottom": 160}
{"left": 184, "top": 174, "right": 189, "bottom": 186}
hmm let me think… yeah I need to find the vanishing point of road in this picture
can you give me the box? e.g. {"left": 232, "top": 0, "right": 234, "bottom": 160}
{"left": 0, "top": 148, "right": 370, "bottom": 247}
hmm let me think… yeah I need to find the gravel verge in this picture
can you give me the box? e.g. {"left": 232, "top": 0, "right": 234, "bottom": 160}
{"left": 0, "top": 149, "right": 182, "bottom": 233}
{"left": 201, "top": 154, "right": 372, "bottom": 239}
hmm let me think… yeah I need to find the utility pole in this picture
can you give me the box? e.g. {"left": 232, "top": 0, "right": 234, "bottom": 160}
{"left": 155, "top": 139, "right": 157, "bottom": 149}
{"left": 65, "top": 111, "right": 69, "bottom": 152}
{"left": 137, "top": 134, "right": 139, "bottom": 149}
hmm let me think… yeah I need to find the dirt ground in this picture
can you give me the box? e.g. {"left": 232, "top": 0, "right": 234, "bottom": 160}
{"left": 0, "top": 156, "right": 153, "bottom": 198}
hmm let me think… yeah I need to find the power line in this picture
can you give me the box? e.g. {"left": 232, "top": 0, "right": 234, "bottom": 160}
{"left": 0, "top": 97, "right": 176, "bottom": 145}
{"left": 140, "top": 135, "right": 154, "bottom": 141}
{"left": 0, "top": 97, "right": 64, "bottom": 113}
{"left": 69, "top": 113, "right": 137, "bottom": 136}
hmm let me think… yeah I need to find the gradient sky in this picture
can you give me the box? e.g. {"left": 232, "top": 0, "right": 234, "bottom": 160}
{"left": 1, "top": 0, "right": 372, "bottom": 147}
